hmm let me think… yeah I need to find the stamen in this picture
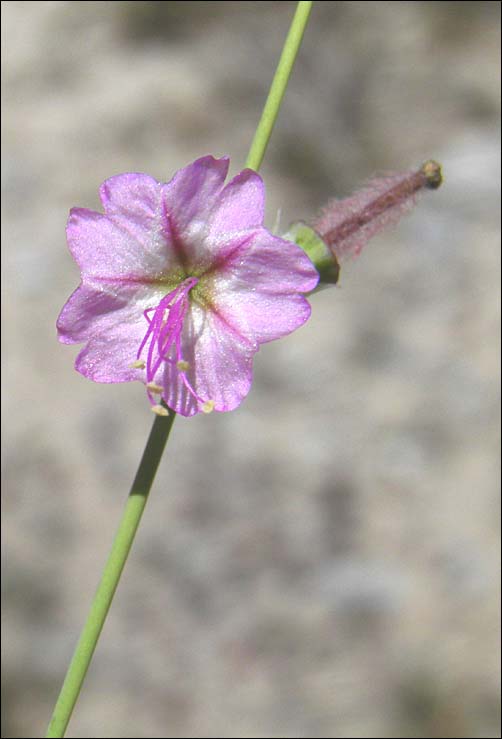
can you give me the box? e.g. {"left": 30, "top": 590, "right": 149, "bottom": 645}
{"left": 137, "top": 276, "right": 215, "bottom": 414}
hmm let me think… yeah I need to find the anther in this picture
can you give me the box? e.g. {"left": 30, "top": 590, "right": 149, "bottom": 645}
{"left": 201, "top": 399, "right": 215, "bottom": 414}
{"left": 146, "top": 382, "right": 163, "bottom": 394}
{"left": 129, "top": 359, "right": 146, "bottom": 369}
{"left": 176, "top": 360, "right": 190, "bottom": 372}
{"left": 151, "top": 404, "right": 169, "bottom": 416}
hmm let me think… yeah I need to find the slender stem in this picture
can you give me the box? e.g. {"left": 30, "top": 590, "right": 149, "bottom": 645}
{"left": 46, "top": 2, "right": 313, "bottom": 736}
{"left": 46, "top": 410, "right": 176, "bottom": 738}
{"left": 245, "top": 1, "right": 313, "bottom": 171}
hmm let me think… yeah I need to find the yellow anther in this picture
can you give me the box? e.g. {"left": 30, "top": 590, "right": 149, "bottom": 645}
{"left": 151, "top": 404, "right": 169, "bottom": 416}
{"left": 146, "top": 382, "right": 163, "bottom": 394}
{"left": 201, "top": 399, "right": 215, "bottom": 414}
{"left": 129, "top": 359, "right": 146, "bottom": 369}
{"left": 176, "top": 360, "right": 190, "bottom": 372}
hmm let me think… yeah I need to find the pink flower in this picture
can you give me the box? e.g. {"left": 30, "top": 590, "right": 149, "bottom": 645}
{"left": 57, "top": 156, "right": 319, "bottom": 417}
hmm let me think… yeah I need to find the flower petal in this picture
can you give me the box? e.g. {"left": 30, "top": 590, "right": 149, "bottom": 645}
{"left": 206, "top": 168, "right": 265, "bottom": 240}
{"left": 162, "top": 302, "right": 255, "bottom": 417}
{"left": 57, "top": 281, "right": 161, "bottom": 345}
{"left": 66, "top": 207, "right": 179, "bottom": 280}
{"left": 58, "top": 281, "right": 166, "bottom": 385}
{"left": 99, "top": 173, "right": 167, "bottom": 251}
{"left": 162, "top": 155, "right": 229, "bottom": 266}
{"left": 206, "top": 229, "right": 319, "bottom": 344}
{"left": 75, "top": 318, "right": 148, "bottom": 383}
{"left": 70, "top": 284, "right": 168, "bottom": 384}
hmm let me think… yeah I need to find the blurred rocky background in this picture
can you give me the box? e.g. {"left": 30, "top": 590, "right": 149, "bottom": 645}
{"left": 2, "top": 2, "right": 500, "bottom": 737}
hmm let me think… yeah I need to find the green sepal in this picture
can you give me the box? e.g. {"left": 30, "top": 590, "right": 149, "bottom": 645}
{"left": 283, "top": 221, "right": 340, "bottom": 286}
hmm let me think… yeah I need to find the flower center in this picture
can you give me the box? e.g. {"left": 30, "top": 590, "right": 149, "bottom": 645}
{"left": 136, "top": 276, "right": 214, "bottom": 415}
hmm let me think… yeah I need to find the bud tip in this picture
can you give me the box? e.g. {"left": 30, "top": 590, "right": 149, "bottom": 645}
{"left": 421, "top": 160, "right": 443, "bottom": 190}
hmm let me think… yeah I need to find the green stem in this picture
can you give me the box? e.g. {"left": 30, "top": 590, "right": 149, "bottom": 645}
{"left": 45, "top": 3, "right": 313, "bottom": 736}
{"left": 46, "top": 410, "right": 176, "bottom": 738}
{"left": 245, "top": 1, "right": 313, "bottom": 171}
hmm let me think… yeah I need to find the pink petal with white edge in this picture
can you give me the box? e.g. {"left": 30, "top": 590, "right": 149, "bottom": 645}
{"left": 67, "top": 208, "right": 178, "bottom": 280}
{"left": 207, "top": 229, "right": 319, "bottom": 344}
{"left": 162, "top": 302, "right": 255, "bottom": 417}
